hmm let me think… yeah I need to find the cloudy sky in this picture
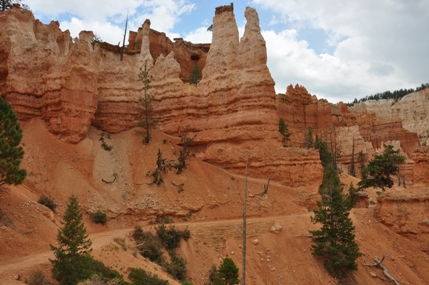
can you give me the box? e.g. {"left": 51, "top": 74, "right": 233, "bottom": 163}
{"left": 24, "top": 0, "right": 429, "bottom": 103}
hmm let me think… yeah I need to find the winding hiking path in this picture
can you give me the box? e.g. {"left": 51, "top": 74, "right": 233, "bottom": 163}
{"left": 0, "top": 213, "right": 313, "bottom": 276}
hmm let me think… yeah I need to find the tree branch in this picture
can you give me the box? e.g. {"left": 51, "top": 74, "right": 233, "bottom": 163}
{"left": 364, "top": 256, "right": 399, "bottom": 285}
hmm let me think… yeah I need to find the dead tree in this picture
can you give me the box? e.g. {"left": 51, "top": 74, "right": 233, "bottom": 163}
{"left": 120, "top": 12, "right": 128, "bottom": 61}
{"left": 102, "top": 172, "right": 118, "bottom": 184}
{"left": 364, "top": 256, "right": 399, "bottom": 285}
{"left": 235, "top": 156, "right": 248, "bottom": 285}
{"left": 171, "top": 181, "right": 184, "bottom": 192}
{"left": 259, "top": 178, "right": 270, "bottom": 196}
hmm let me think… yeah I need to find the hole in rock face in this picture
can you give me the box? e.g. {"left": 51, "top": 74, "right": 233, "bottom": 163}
{"left": 191, "top": 55, "right": 199, "bottom": 61}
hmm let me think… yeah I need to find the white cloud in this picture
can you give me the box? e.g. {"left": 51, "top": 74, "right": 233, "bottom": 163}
{"left": 252, "top": 0, "right": 429, "bottom": 102}
{"left": 28, "top": 0, "right": 195, "bottom": 44}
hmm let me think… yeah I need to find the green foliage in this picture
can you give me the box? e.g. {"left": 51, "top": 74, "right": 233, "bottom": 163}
{"left": 26, "top": 270, "right": 54, "bottom": 285}
{"left": 357, "top": 151, "right": 367, "bottom": 178}
{"left": 135, "top": 61, "right": 158, "bottom": 144}
{"left": 358, "top": 144, "right": 406, "bottom": 191}
{"left": 175, "top": 133, "right": 196, "bottom": 174}
{"left": 188, "top": 64, "right": 202, "bottom": 85}
{"left": 206, "top": 265, "right": 218, "bottom": 285}
{"left": 100, "top": 133, "right": 113, "bottom": 151}
{"left": 314, "top": 136, "right": 333, "bottom": 171}
{"left": 213, "top": 258, "right": 240, "bottom": 285}
{"left": 310, "top": 167, "right": 361, "bottom": 277}
{"left": 50, "top": 195, "right": 93, "bottom": 285}
{"left": 346, "top": 82, "right": 429, "bottom": 106}
{"left": 128, "top": 268, "right": 168, "bottom": 285}
{"left": 149, "top": 149, "right": 171, "bottom": 185}
{"left": 89, "top": 210, "right": 107, "bottom": 225}
{"left": 38, "top": 194, "right": 57, "bottom": 212}
{"left": 182, "top": 281, "right": 193, "bottom": 285}
{"left": 164, "top": 251, "right": 187, "bottom": 281}
{"left": 0, "top": 97, "right": 27, "bottom": 186}
{"left": 278, "top": 118, "right": 291, "bottom": 146}
{"left": 302, "top": 127, "right": 314, "bottom": 149}
{"left": 156, "top": 224, "right": 190, "bottom": 251}
{"left": 348, "top": 183, "right": 360, "bottom": 208}
{"left": 132, "top": 226, "right": 164, "bottom": 264}
{"left": 348, "top": 138, "right": 356, "bottom": 177}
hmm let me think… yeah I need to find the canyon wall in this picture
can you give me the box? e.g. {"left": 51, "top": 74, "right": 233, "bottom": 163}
{"left": 0, "top": 5, "right": 323, "bottom": 189}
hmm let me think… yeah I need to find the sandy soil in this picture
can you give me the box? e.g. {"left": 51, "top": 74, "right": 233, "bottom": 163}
{"left": 1, "top": 118, "right": 429, "bottom": 285}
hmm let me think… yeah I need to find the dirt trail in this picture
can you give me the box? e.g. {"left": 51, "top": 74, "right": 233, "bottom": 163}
{"left": 0, "top": 213, "right": 311, "bottom": 276}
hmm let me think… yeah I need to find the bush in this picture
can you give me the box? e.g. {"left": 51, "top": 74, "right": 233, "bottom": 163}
{"left": 133, "top": 226, "right": 164, "bottom": 264}
{"left": 37, "top": 195, "right": 57, "bottom": 212}
{"left": 128, "top": 268, "right": 168, "bottom": 285}
{"left": 156, "top": 224, "right": 191, "bottom": 251}
{"left": 90, "top": 210, "right": 107, "bottom": 225}
{"left": 26, "top": 270, "right": 54, "bottom": 285}
{"left": 164, "top": 251, "right": 187, "bottom": 281}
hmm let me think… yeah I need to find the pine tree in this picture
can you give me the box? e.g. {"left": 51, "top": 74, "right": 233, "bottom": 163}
{"left": 135, "top": 61, "right": 157, "bottom": 144}
{"left": 358, "top": 144, "right": 405, "bottom": 191}
{"left": 315, "top": 136, "right": 333, "bottom": 170}
{"left": 310, "top": 167, "right": 361, "bottom": 277}
{"left": 188, "top": 64, "right": 202, "bottom": 85}
{"left": 348, "top": 137, "right": 356, "bottom": 177}
{"left": 213, "top": 258, "right": 240, "bottom": 285}
{"left": 0, "top": 97, "right": 27, "bottom": 186}
{"left": 357, "top": 150, "right": 366, "bottom": 178}
{"left": 175, "top": 132, "right": 195, "bottom": 174}
{"left": 149, "top": 149, "right": 171, "bottom": 185}
{"left": 303, "top": 127, "right": 314, "bottom": 149}
{"left": 50, "top": 195, "right": 93, "bottom": 285}
{"left": 278, "top": 118, "right": 291, "bottom": 147}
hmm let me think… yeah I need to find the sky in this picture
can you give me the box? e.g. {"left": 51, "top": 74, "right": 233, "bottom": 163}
{"left": 23, "top": 0, "right": 429, "bottom": 103}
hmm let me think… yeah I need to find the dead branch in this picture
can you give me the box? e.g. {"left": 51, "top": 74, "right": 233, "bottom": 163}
{"left": 234, "top": 224, "right": 243, "bottom": 235}
{"left": 364, "top": 256, "right": 399, "bottom": 285}
{"left": 171, "top": 181, "right": 184, "bottom": 192}
{"left": 259, "top": 178, "right": 271, "bottom": 196}
{"left": 102, "top": 173, "right": 118, "bottom": 184}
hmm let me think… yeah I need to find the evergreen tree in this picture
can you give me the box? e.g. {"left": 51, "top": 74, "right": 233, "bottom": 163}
{"left": 310, "top": 167, "right": 361, "bottom": 277}
{"left": 278, "top": 118, "right": 291, "bottom": 146}
{"left": 357, "top": 151, "right": 366, "bottom": 179}
{"left": 348, "top": 183, "right": 360, "bottom": 208}
{"left": 50, "top": 195, "right": 93, "bottom": 285}
{"left": 188, "top": 64, "right": 202, "bottom": 85}
{"left": 213, "top": 258, "right": 240, "bottom": 285}
{"left": 358, "top": 144, "right": 405, "bottom": 191}
{"left": 135, "top": 61, "right": 157, "bottom": 144}
{"left": 149, "top": 149, "right": 171, "bottom": 185}
{"left": 315, "top": 136, "right": 333, "bottom": 171}
{"left": 303, "top": 127, "right": 314, "bottom": 149}
{"left": 0, "top": 97, "right": 27, "bottom": 186}
{"left": 175, "top": 132, "right": 195, "bottom": 174}
{"left": 348, "top": 137, "right": 356, "bottom": 177}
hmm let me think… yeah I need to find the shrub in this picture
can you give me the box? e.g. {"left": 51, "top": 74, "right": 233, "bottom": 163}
{"left": 164, "top": 251, "right": 187, "bottom": 281}
{"left": 133, "top": 226, "right": 164, "bottom": 264}
{"left": 182, "top": 281, "right": 193, "bottom": 285}
{"left": 156, "top": 224, "right": 191, "bottom": 251}
{"left": 90, "top": 210, "right": 107, "bottom": 225}
{"left": 128, "top": 268, "right": 168, "bottom": 285}
{"left": 26, "top": 270, "right": 54, "bottom": 285}
{"left": 113, "top": 237, "right": 127, "bottom": 251}
{"left": 38, "top": 195, "right": 57, "bottom": 212}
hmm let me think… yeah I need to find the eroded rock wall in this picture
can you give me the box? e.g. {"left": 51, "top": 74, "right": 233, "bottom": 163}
{"left": 0, "top": 7, "right": 100, "bottom": 143}
{"left": 0, "top": 5, "right": 323, "bottom": 189}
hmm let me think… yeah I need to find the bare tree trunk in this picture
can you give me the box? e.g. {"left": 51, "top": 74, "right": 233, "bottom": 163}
{"left": 120, "top": 13, "right": 128, "bottom": 61}
{"left": 242, "top": 156, "right": 247, "bottom": 285}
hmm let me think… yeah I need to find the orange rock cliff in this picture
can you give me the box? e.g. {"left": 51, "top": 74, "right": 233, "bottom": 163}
{"left": 1, "top": 3, "right": 429, "bottom": 188}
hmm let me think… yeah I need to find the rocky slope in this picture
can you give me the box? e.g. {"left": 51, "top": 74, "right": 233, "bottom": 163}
{"left": 2, "top": 4, "right": 429, "bottom": 284}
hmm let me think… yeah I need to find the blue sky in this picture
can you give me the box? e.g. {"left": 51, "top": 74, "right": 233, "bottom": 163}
{"left": 24, "top": 0, "right": 429, "bottom": 103}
